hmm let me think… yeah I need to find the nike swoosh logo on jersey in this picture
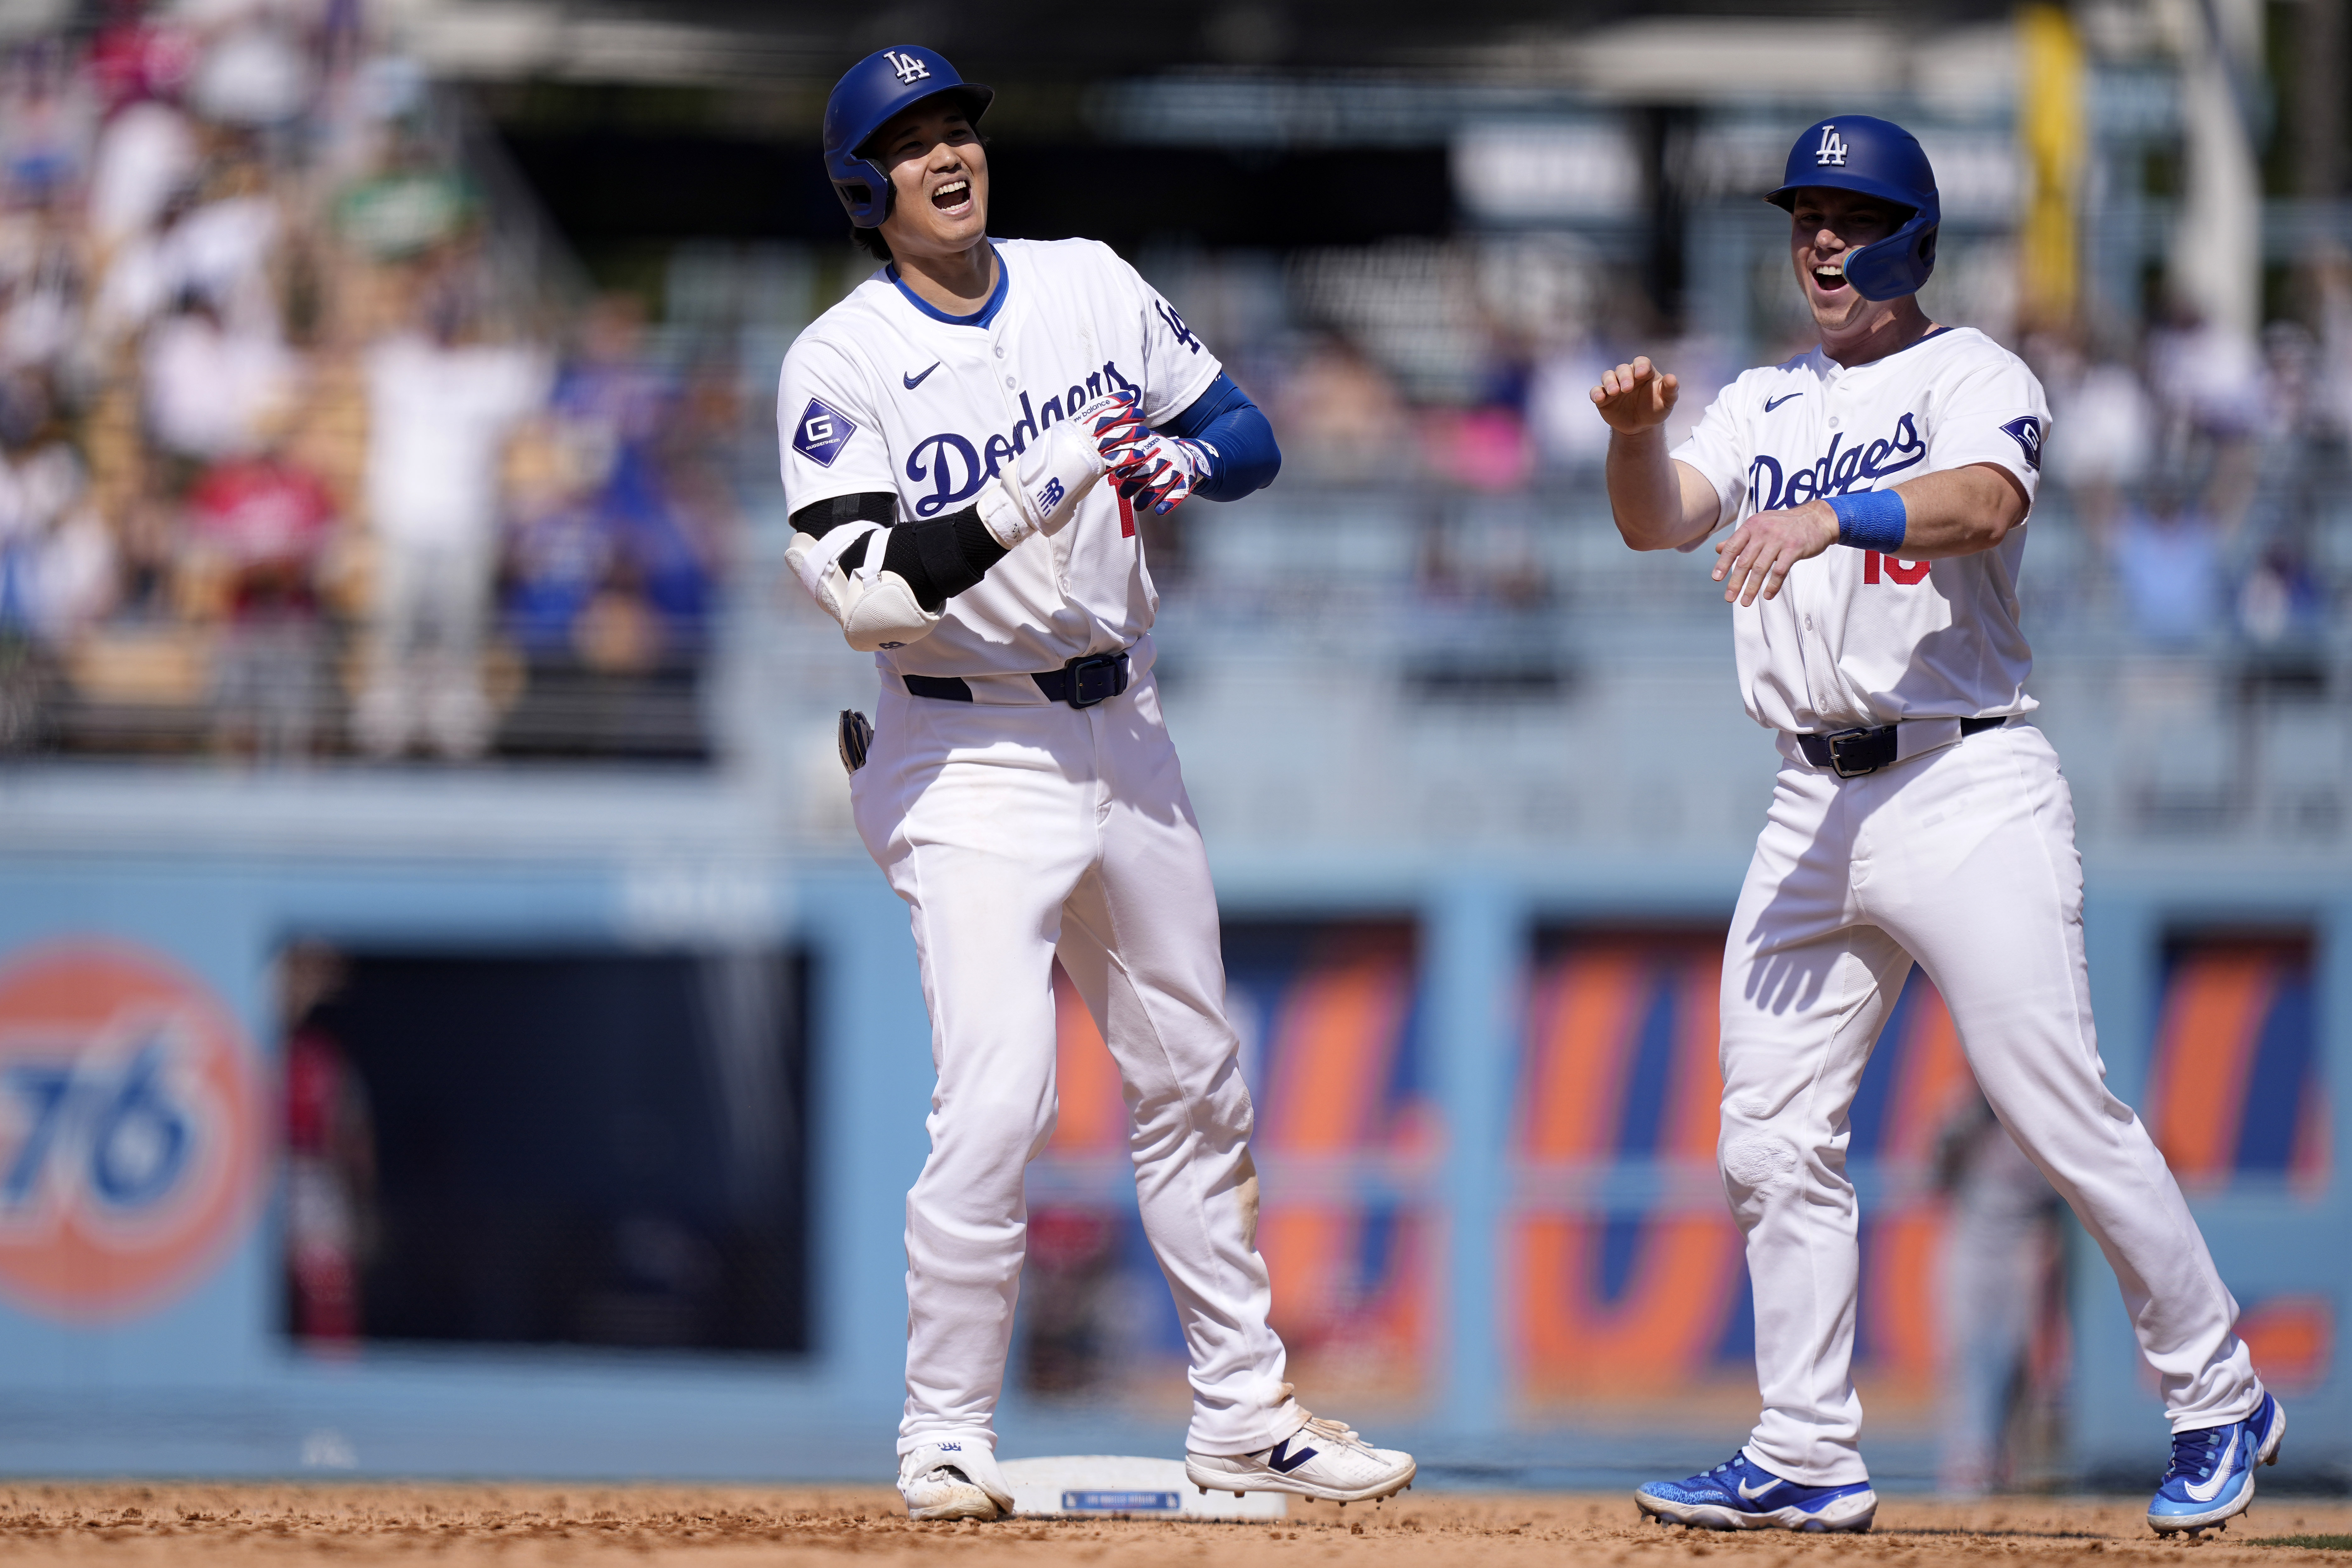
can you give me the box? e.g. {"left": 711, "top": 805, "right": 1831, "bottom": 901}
{"left": 2184, "top": 1433, "right": 2240, "bottom": 1502}
{"left": 1764, "top": 392, "right": 1804, "bottom": 411}
{"left": 903, "top": 362, "right": 942, "bottom": 389}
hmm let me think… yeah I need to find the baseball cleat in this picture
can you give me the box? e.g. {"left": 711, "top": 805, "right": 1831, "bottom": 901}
{"left": 897, "top": 1440, "right": 1014, "bottom": 1522}
{"left": 2147, "top": 1393, "right": 2284, "bottom": 1535}
{"left": 1635, "top": 1453, "right": 1876, "bottom": 1532}
{"left": 1185, "top": 1413, "right": 1416, "bottom": 1504}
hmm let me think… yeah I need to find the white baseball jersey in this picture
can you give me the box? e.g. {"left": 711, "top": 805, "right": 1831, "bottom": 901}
{"left": 777, "top": 238, "right": 1221, "bottom": 690}
{"left": 1671, "top": 327, "right": 2052, "bottom": 734}
{"left": 785, "top": 244, "right": 1306, "bottom": 1463}
{"left": 1684, "top": 326, "right": 2262, "bottom": 1490}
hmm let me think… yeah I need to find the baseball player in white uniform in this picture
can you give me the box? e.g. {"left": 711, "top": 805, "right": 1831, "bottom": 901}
{"left": 779, "top": 46, "right": 1415, "bottom": 1522}
{"left": 1593, "top": 116, "right": 2280, "bottom": 1535}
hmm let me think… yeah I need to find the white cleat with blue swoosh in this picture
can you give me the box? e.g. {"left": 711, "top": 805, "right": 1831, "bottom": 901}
{"left": 1186, "top": 1413, "right": 1416, "bottom": 1504}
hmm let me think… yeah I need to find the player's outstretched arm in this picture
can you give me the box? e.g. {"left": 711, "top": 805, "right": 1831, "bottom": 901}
{"left": 1710, "top": 461, "right": 2030, "bottom": 607}
{"left": 1593, "top": 357, "right": 1721, "bottom": 552}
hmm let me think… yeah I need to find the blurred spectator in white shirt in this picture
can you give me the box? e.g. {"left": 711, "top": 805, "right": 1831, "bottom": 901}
{"left": 2148, "top": 304, "right": 2268, "bottom": 439}
{"left": 167, "top": 172, "right": 282, "bottom": 336}
{"left": 96, "top": 157, "right": 282, "bottom": 344}
{"left": 186, "top": 0, "right": 317, "bottom": 129}
{"left": 141, "top": 291, "right": 299, "bottom": 462}
{"left": 87, "top": 96, "right": 197, "bottom": 252}
{"left": 355, "top": 303, "right": 549, "bottom": 759}
{"left": 0, "top": 387, "right": 114, "bottom": 649}
{"left": 2043, "top": 345, "right": 2155, "bottom": 542}
{"left": 1527, "top": 335, "right": 1613, "bottom": 475}
{"left": 2051, "top": 360, "right": 2156, "bottom": 487}
{"left": 2147, "top": 302, "right": 2266, "bottom": 526}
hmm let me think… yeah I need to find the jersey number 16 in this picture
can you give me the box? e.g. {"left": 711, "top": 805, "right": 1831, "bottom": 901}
{"left": 1862, "top": 550, "right": 1930, "bottom": 585}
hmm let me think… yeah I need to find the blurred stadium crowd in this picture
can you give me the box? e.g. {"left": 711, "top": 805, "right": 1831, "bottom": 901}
{"left": 1177, "top": 233, "right": 2352, "bottom": 648}
{"left": 0, "top": 3, "right": 2342, "bottom": 766}
{"left": 0, "top": 0, "right": 739, "bottom": 761}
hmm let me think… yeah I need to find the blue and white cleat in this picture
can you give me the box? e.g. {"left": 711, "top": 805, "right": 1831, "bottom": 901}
{"left": 2147, "top": 1393, "right": 2285, "bottom": 1535}
{"left": 1635, "top": 1453, "right": 1876, "bottom": 1532}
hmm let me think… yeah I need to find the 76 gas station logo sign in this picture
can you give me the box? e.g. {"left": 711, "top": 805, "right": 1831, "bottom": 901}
{"left": 0, "top": 943, "right": 263, "bottom": 1321}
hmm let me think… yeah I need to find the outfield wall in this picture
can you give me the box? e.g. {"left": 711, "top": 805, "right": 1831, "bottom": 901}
{"left": 0, "top": 768, "right": 2339, "bottom": 1490}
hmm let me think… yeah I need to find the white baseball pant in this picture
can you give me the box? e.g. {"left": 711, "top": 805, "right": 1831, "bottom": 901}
{"left": 850, "top": 641, "right": 1303, "bottom": 1459}
{"left": 1719, "top": 720, "right": 2262, "bottom": 1486}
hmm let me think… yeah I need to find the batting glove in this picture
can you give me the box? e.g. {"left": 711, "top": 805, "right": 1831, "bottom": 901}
{"left": 1081, "top": 390, "right": 1151, "bottom": 461}
{"left": 1109, "top": 431, "right": 1216, "bottom": 515}
{"left": 974, "top": 406, "right": 1114, "bottom": 550}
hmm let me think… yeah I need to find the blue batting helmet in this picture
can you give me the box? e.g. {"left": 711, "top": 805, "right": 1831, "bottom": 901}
{"left": 1767, "top": 115, "right": 1939, "bottom": 302}
{"left": 823, "top": 46, "right": 993, "bottom": 230}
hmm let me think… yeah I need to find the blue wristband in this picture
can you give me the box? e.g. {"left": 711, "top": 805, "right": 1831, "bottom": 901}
{"left": 1829, "top": 489, "right": 1907, "bottom": 552}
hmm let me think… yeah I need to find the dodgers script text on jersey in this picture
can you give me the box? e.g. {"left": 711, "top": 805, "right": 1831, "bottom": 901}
{"left": 778, "top": 239, "right": 1219, "bottom": 688}
{"left": 1673, "top": 327, "right": 2051, "bottom": 734}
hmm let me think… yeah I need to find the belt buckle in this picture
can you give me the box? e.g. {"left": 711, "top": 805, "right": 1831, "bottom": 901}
{"left": 1825, "top": 726, "right": 1882, "bottom": 778}
{"left": 1063, "top": 653, "right": 1122, "bottom": 709}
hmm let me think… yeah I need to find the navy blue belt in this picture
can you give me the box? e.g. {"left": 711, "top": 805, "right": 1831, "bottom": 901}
{"left": 1798, "top": 715, "right": 2007, "bottom": 778}
{"left": 904, "top": 651, "right": 1131, "bottom": 710}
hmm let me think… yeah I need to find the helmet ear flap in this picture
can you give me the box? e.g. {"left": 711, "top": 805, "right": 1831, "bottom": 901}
{"left": 830, "top": 155, "right": 898, "bottom": 229}
{"left": 858, "top": 155, "right": 895, "bottom": 225}
{"left": 1842, "top": 216, "right": 1938, "bottom": 301}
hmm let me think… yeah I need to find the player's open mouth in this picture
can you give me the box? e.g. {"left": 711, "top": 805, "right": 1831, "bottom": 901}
{"left": 1812, "top": 266, "right": 1849, "bottom": 295}
{"left": 931, "top": 179, "right": 972, "bottom": 214}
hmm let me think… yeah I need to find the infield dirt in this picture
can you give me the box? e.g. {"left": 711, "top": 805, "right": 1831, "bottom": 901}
{"left": 0, "top": 1485, "right": 2344, "bottom": 1567}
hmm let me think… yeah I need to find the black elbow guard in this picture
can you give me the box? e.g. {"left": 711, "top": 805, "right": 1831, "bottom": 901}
{"left": 881, "top": 507, "right": 1010, "bottom": 611}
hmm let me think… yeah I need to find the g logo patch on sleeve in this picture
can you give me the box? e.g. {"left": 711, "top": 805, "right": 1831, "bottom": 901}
{"left": 793, "top": 397, "right": 857, "bottom": 467}
{"left": 2000, "top": 415, "right": 2044, "bottom": 470}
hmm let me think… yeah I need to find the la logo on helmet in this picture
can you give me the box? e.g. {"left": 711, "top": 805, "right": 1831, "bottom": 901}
{"left": 884, "top": 49, "right": 930, "bottom": 84}
{"left": 1815, "top": 125, "right": 1849, "bottom": 167}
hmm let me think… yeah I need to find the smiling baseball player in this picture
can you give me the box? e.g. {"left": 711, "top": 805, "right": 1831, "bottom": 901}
{"left": 777, "top": 45, "right": 1416, "bottom": 1523}
{"left": 1594, "top": 115, "right": 2279, "bottom": 1536}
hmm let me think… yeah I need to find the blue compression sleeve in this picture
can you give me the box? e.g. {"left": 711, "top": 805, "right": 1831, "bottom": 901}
{"left": 1158, "top": 373, "right": 1281, "bottom": 501}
